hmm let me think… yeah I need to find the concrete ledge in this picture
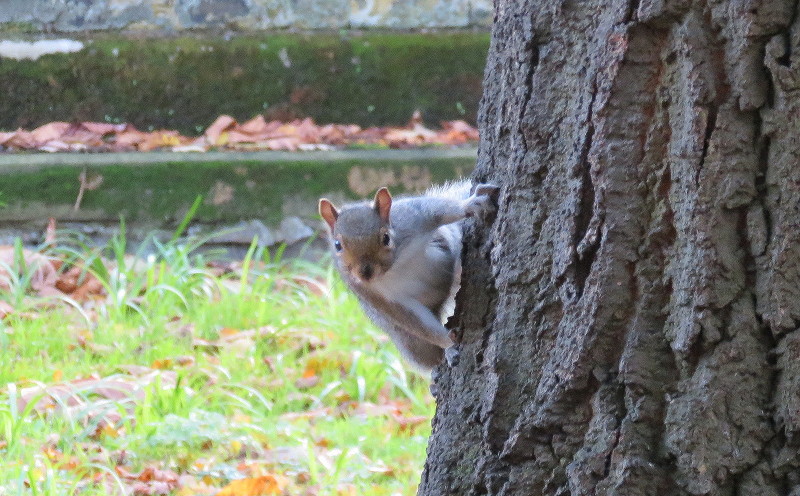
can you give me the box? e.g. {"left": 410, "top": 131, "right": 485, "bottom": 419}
{"left": 0, "top": 147, "right": 477, "bottom": 170}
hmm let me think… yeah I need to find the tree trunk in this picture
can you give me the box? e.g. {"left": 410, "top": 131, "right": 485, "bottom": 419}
{"left": 419, "top": 1, "right": 800, "bottom": 494}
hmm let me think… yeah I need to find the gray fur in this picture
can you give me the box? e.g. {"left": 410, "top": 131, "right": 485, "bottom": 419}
{"left": 320, "top": 180, "right": 499, "bottom": 374}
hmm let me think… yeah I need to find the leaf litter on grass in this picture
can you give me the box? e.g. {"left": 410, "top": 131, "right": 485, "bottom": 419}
{"left": 0, "top": 228, "right": 433, "bottom": 495}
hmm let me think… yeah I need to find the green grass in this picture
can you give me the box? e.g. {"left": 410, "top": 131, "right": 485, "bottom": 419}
{"left": 0, "top": 227, "right": 434, "bottom": 495}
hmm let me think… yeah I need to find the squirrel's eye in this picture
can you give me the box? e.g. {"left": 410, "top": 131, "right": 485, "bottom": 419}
{"left": 382, "top": 233, "right": 391, "bottom": 246}
{"left": 334, "top": 240, "right": 342, "bottom": 252}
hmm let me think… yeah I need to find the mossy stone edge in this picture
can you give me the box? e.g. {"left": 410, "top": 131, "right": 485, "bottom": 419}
{"left": 0, "top": 32, "right": 490, "bottom": 134}
{"left": 0, "top": 152, "right": 477, "bottom": 228}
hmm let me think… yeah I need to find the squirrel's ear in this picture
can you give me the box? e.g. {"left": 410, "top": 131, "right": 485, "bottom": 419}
{"left": 318, "top": 199, "right": 339, "bottom": 231}
{"left": 373, "top": 187, "right": 392, "bottom": 223}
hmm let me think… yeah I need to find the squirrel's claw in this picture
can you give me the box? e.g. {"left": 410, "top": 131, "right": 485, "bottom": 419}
{"left": 465, "top": 183, "right": 500, "bottom": 218}
{"left": 473, "top": 183, "right": 500, "bottom": 201}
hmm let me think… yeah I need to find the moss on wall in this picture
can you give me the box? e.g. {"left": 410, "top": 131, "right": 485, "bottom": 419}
{"left": 0, "top": 156, "right": 475, "bottom": 225}
{"left": 0, "top": 32, "right": 489, "bottom": 134}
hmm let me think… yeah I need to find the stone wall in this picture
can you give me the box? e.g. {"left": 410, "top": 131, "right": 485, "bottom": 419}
{"left": 0, "top": 0, "right": 493, "bottom": 32}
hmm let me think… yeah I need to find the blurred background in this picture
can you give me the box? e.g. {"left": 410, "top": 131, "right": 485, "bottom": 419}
{"left": 0, "top": 2, "right": 491, "bottom": 495}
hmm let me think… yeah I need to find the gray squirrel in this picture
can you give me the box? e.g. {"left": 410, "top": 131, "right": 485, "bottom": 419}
{"left": 318, "top": 180, "right": 500, "bottom": 372}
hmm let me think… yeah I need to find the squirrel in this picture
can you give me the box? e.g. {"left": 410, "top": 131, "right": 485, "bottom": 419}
{"left": 318, "top": 180, "right": 499, "bottom": 373}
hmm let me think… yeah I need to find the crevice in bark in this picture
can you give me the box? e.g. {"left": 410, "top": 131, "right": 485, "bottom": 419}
{"left": 601, "top": 381, "right": 625, "bottom": 479}
{"left": 573, "top": 81, "right": 598, "bottom": 300}
{"left": 696, "top": 101, "right": 718, "bottom": 188}
{"left": 755, "top": 144, "right": 773, "bottom": 248}
{"left": 518, "top": 40, "right": 540, "bottom": 153}
{"left": 776, "top": 0, "right": 798, "bottom": 67}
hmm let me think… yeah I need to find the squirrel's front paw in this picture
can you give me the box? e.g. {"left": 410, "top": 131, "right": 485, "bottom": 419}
{"left": 465, "top": 183, "right": 500, "bottom": 218}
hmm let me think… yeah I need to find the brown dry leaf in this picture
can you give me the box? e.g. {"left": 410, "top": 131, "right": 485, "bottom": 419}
{"left": 205, "top": 115, "right": 237, "bottom": 145}
{"left": 238, "top": 115, "right": 270, "bottom": 134}
{"left": 175, "top": 355, "right": 196, "bottom": 367}
{"left": 61, "top": 124, "right": 106, "bottom": 147}
{"left": 392, "top": 414, "right": 429, "bottom": 433}
{"left": 0, "top": 130, "right": 17, "bottom": 146}
{"left": 0, "top": 112, "right": 479, "bottom": 153}
{"left": 113, "top": 128, "right": 149, "bottom": 149}
{"left": 54, "top": 262, "right": 106, "bottom": 301}
{"left": 117, "top": 465, "right": 180, "bottom": 496}
{"left": 81, "top": 122, "right": 128, "bottom": 135}
{"left": 69, "top": 274, "right": 105, "bottom": 302}
{"left": 0, "top": 246, "right": 60, "bottom": 296}
{"left": 216, "top": 475, "right": 288, "bottom": 496}
{"left": 294, "top": 374, "right": 319, "bottom": 390}
{"left": 193, "top": 328, "right": 257, "bottom": 355}
{"left": 4, "top": 129, "right": 37, "bottom": 149}
{"left": 440, "top": 119, "right": 480, "bottom": 144}
{"left": 30, "top": 122, "right": 70, "bottom": 144}
{"left": 304, "top": 350, "right": 352, "bottom": 376}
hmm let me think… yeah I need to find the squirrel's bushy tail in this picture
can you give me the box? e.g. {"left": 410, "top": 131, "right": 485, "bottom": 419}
{"left": 425, "top": 178, "right": 472, "bottom": 201}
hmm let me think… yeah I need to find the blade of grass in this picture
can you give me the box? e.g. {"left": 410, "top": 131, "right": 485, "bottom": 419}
{"left": 171, "top": 195, "right": 203, "bottom": 243}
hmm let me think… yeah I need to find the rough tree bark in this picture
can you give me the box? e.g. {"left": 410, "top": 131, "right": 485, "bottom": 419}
{"left": 420, "top": 0, "right": 800, "bottom": 494}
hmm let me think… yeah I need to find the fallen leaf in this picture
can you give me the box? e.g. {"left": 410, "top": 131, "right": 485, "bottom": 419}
{"left": 0, "top": 246, "right": 60, "bottom": 296}
{"left": 175, "top": 355, "right": 196, "bottom": 367}
{"left": 294, "top": 375, "right": 319, "bottom": 390}
{"left": 205, "top": 115, "right": 237, "bottom": 145}
{"left": 0, "top": 112, "right": 478, "bottom": 153}
{"left": 30, "top": 122, "right": 70, "bottom": 143}
{"left": 151, "top": 358, "right": 173, "bottom": 369}
{"left": 216, "top": 475, "right": 287, "bottom": 496}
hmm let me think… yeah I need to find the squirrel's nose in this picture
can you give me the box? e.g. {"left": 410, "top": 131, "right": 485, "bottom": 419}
{"left": 360, "top": 264, "right": 374, "bottom": 281}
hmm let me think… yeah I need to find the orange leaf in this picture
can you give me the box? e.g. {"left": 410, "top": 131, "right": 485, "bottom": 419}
{"left": 216, "top": 475, "right": 287, "bottom": 496}
{"left": 219, "top": 327, "right": 240, "bottom": 338}
{"left": 151, "top": 358, "right": 173, "bottom": 370}
{"left": 97, "top": 420, "right": 120, "bottom": 439}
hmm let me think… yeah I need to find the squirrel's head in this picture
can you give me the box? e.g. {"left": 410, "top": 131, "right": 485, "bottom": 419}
{"left": 319, "top": 188, "right": 395, "bottom": 284}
